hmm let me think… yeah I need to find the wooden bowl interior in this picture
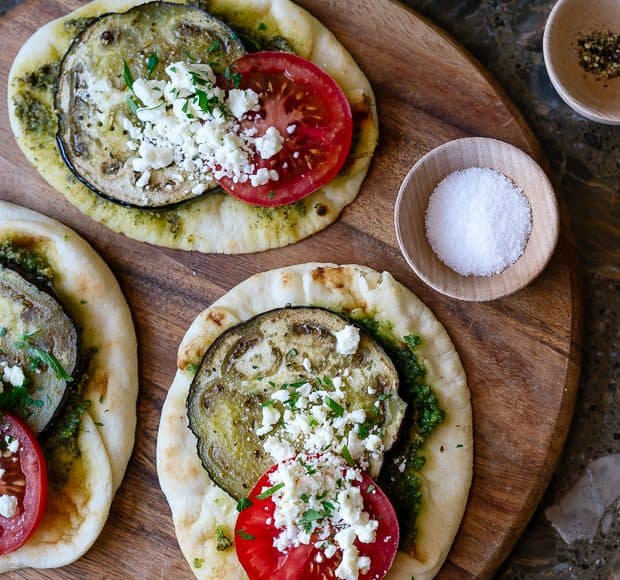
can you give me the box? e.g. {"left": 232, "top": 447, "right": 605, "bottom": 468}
{"left": 544, "top": 0, "right": 620, "bottom": 124}
{"left": 395, "top": 138, "right": 559, "bottom": 301}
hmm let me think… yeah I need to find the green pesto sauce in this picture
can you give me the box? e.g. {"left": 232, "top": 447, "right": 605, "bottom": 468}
{"left": 215, "top": 524, "right": 233, "bottom": 551}
{"left": 63, "top": 16, "right": 97, "bottom": 37}
{"left": 343, "top": 312, "right": 445, "bottom": 550}
{"left": 41, "top": 387, "right": 91, "bottom": 491}
{"left": 0, "top": 240, "right": 54, "bottom": 282}
{"left": 0, "top": 243, "right": 90, "bottom": 490}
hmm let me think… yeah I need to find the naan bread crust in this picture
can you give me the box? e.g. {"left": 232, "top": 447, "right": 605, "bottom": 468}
{"left": 157, "top": 263, "right": 472, "bottom": 579}
{"left": 8, "top": 0, "right": 378, "bottom": 254}
{"left": 0, "top": 200, "right": 138, "bottom": 570}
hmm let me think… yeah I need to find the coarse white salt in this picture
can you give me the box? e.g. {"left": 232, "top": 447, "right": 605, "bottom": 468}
{"left": 424, "top": 167, "right": 532, "bottom": 276}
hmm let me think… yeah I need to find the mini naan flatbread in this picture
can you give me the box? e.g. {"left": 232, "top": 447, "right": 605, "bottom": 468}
{"left": 0, "top": 201, "right": 138, "bottom": 571}
{"left": 157, "top": 263, "right": 472, "bottom": 579}
{"left": 8, "top": 0, "right": 378, "bottom": 254}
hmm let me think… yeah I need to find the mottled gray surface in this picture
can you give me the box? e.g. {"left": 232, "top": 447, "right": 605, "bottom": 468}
{"left": 400, "top": 3, "right": 619, "bottom": 578}
{"left": 1, "top": 0, "right": 618, "bottom": 578}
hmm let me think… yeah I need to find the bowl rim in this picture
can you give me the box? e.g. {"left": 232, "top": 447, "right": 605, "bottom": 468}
{"left": 393, "top": 136, "right": 560, "bottom": 302}
{"left": 542, "top": 0, "right": 620, "bottom": 126}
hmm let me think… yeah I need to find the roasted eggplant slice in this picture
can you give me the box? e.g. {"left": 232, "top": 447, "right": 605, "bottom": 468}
{"left": 187, "top": 307, "right": 406, "bottom": 500}
{"left": 55, "top": 2, "right": 246, "bottom": 208}
{"left": 0, "top": 265, "right": 78, "bottom": 433}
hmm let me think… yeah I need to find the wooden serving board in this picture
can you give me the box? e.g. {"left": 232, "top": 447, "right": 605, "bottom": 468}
{"left": 0, "top": 0, "right": 581, "bottom": 578}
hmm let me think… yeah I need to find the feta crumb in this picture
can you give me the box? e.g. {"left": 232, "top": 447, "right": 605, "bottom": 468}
{"left": 286, "top": 124, "right": 297, "bottom": 135}
{"left": 254, "top": 126, "right": 284, "bottom": 159}
{"left": 256, "top": 406, "right": 281, "bottom": 437}
{"left": 227, "top": 88, "right": 260, "bottom": 120}
{"left": 0, "top": 495, "right": 18, "bottom": 519}
{"left": 334, "top": 325, "right": 361, "bottom": 356}
{"left": 2, "top": 365, "right": 25, "bottom": 388}
{"left": 135, "top": 170, "right": 151, "bottom": 189}
{"left": 5, "top": 436, "right": 18, "bottom": 454}
{"left": 302, "top": 358, "right": 312, "bottom": 373}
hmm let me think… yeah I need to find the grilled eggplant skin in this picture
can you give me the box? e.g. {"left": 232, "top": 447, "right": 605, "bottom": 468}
{"left": 0, "top": 264, "right": 78, "bottom": 434}
{"left": 55, "top": 2, "right": 246, "bottom": 209}
{"left": 187, "top": 307, "right": 406, "bottom": 500}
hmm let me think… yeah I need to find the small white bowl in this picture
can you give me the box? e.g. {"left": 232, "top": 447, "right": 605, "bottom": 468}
{"left": 394, "top": 137, "right": 560, "bottom": 302}
{"left": 543, "top": 0, "right": 620, "bottom": 125}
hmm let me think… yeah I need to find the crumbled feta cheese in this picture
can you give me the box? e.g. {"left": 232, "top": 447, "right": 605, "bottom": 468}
{"left": 0, "top": 495, "right": 18, "bottom": 519}
{"left": 286, "top": 124, "right": 297, "bottom": 135}
{"left": 254, "top": 127, "right": 284, "bottom": 159}
{"left": 2, "top": 365, "right": 25, "bottom": 388}
{"left": 302, "top": 358, "right": 312, "bottom": 373}
{"left": 4, "top": 436, "right": 18, "bottom": 454}
{"left": 267, "top": 453, "right": 378, "bottom": 580}
{"left": 256, "top": 406, "right": 281, "bottom": 437}
{"left": 135, "top": 170, "right": 151, "bottom": 189}
{"left": 118, "top": 60, "right": 286, "bottom": 197}
{"left": 249, "top": 167, "right": 271, "bottom": 187}
{"left": 227, "top": 88, "right": 260, "bottom": 120}
{"left": 334, "top": 325, "right": 361, "bottom": 356}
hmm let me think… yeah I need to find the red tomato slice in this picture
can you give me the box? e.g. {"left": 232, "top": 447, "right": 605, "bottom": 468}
{"left": 218, "top": 52, "right": 353, "bottom": 207}
{"left": 0, "top": 412, "right": 47, "bottom": 555}
{"left": 235, "top": 458, "right": 399, "bottom": 580}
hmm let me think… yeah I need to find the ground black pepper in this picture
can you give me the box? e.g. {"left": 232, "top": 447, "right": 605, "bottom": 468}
{"left": 577, "top": 30, "right": 620, "bottom": 81}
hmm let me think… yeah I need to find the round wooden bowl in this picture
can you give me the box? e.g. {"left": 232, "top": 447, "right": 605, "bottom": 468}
{"left": 394, "top": 137, "right": 560, "bottom": 302}
{"left": 543, "top": 0, "right": 620, "bottom": 125}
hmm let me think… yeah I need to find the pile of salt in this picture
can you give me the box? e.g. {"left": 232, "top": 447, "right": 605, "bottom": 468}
{"left": 424, "top": 167, "right": 532, "bottom": 277}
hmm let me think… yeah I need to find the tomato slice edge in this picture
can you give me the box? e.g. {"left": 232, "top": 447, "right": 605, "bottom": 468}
{"left": 0, "top": 411, "right": 48, "bottom": 555}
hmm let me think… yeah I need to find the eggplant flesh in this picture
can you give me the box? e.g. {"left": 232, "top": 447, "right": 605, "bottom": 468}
{"left": 187, "top": 307, "right": 406, "bottom": 500}
{"left": 55, "top": 2, "right": 246, "bottom": 209}
{"left": 0, "top": 265, "right": 78, "bottom": 433}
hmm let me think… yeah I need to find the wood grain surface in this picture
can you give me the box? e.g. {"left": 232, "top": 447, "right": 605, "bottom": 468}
{"left": 0, "top": 0, "right": 581, "bottom": 578}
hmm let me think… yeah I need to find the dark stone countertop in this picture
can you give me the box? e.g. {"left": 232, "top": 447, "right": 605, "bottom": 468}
{"left": 1, "top": 0, "right": 618, "bottom": 578}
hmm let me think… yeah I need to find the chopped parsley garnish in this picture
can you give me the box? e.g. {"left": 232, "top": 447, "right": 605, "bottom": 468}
{"left": 256, "top": 482, "right": 284, "bottom": 500}
{"left": 223, "top": 66, "right": 242, "bottom": 88}
{"left": 299, "top": 458, "right": 317, "bottom": 475}
{"left": 378, "top": 392, "right": 392, "bottom": 401}
{"left": 193, "top": 558, "right": 203, "bottom": 569}
{"left": 0, "top": 327, "right": 6, "bottom": 337}
{"left": 341, "top": 445, "right": 355, "bottom": 467}
{"left": 258, "top": 22, "right": 268, "bottom": 31}
{"left": 456, "top": 444, "right": 464, "bottom": 448}
{"left": 126, "top": 95, "right": 139, "bottom": 114}
{"left": 123, "top": 60, "right": 134, "bottom": 91}
{"left": 285, "top": 391, "right": 301, "bottom": 408}
{"left": 321, "top": 500, "right": 335, "bottom": 514}
{"left": 287, "top": 348, "right": 298, "bottom": 357}
{"left": 146, "top": 53, "right": 159, "bottom": 78}
{"left": 208, "top": 39, "right": 222, "bottom": 53}
{"left": 300, "top": 508, "right": 324, "bottom": 531}
{"left": 26, "top": 347, "right": 73, "bottom": 382}
{"left": 191, "top": 72, "right": 208, "bottom": 86}
{"left": 236, "top": 497, "right": 253, "bottom": 512}
{"left": 324, "top": 396, "right": 343, "bottom": 417}
{"left": 261, "top": 399, "right": 275, "bottom": 407}
{"left": 79, "top": 299, "right": 88, "bottom": 305}
{"left": 367, "top": 484, "right": 376, "bottom": 493}
{"left": 236, "top": 529, "right": 255, "bottom": 541}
